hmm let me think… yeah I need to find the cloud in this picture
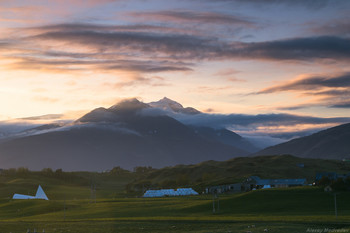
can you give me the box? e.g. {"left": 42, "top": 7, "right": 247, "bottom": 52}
{"left": 0, "top": 0, "right": 121, "bottom": 25}
{"left": 257, "top": 72, "right": 350, "bottom": 94}
{"left": 21, "top": 114, "right": 64, "bottom": 121}
{"left": 0, "top": 5, "right": 50, "bottom": 24}
{"left": 255, "top": 72, "right": 350, "bottom": 110}
{"left": 213, "top": 68, "right": 244, "bottom": 82}
{"left": 0, "top": 121, "right": 41, "bottom": 137}
{"left": 276, "top": 103, "right": 317, "bottom": 111}
{"left": 308, "top": 89, "right": 350, "bottom": 96}
{"left": 129, "top": 10, "right": 255, "bottom": 26}
{"left": 30, "top": 30, "right": 219, "bottom": 59}
{"left": 32, "top": 96, "right": 60, "bottom": 103}
{"left": 235, "top": 36, "right": 350, "bottom": 61}
{"left": 276, "top": 99, "right": 350, "bottom": 111}
{"left": 6, "top": 53, "right": 192, "bottom": 73}
{"left": 103, "top": 62, "right": 192, "bottom": 73}
{"left": 311, "top": 19, "right": 350, "bottom": 37}
{"left": 196, "top": 85, "right": 233, "bottom": 93}
{"left": 205, "top": 0, "right": 343, "bottom": 9}
{"left": 203, "top": 108, "right": 216, "bottom": 113}
{"left": 142, "top": 105, "right": 350, "bottom": 129}
{"left": 174, "top": 112, "right": 350, "bottom": 129}
{"left": 176, "top": 112, "right": 350, "bottom": 141}
{"left": 62, "top": 122, "right": 142, "bottom": 136}
{"left": 214, "top": 68, "right": 240, "bottom": 77}
{"left": 330, "top": 102, "right": 350, "bottom": 108}
{"left": 2, "top": 23, "right": 350, "bottom": 77}
{"left": 141, "top": 105, "right": 350, "bottom": 140}
{"left": 0, "top": 42, "right": 10, "bottom": 48}
{"left": 112, "top": 76, "right": 152, "bottom": 88}
{"left": 30, "top": 23, "right": 187, "bottom": 34}
{"left": 30, "top": 27, "right": 350, "bottom": 61}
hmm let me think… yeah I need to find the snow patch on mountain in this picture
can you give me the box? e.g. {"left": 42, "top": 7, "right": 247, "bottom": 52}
{"left": 149, "top": 97, "right": 200, "bottom": 115}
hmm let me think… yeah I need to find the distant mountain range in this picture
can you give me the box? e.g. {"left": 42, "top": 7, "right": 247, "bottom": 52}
{"left": 0, "top": 97, "right": 349, "bottom": 171}
{"left": 0, "top": 98, "right": 256, "bottom": 171}
{"left": 254, "top": 122, "right": 350, "bottom": 160}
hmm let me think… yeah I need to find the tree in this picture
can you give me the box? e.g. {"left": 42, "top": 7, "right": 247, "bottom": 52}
{"left": 55, "top": 168, "right": 63, "bottom": 178}
{"left": 41, "top": 168, "right": 54, "bottom": 177}
{"left": 133, "top": 166, "right": 154, "bottom": 174}
{"left": 17, "top": 167, "right": 29, "bottom": 177}
{"left": 110, "top": 166, "right": 129, "bottom": 175}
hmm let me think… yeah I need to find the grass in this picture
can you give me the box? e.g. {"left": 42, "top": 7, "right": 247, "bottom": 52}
{"left": 1, "top": 220, "right": 348, "bottom": 233}
{"left": 0, "top": 155, "right": 349, "bottom": 232}
{"left": 0, "top": 188, "right": 346, "bottom": 221}
{"left": 0, "top": 187, "right": 349, "bottom": 232}
{"left": 0, "top": 170, "right": 136, "bottom": 200}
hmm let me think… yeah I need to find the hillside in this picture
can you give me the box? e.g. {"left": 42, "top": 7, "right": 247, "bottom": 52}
{"left": 126, "top": 155, "right": 350, "bottom": 192}
{"left": 255, "top": 122, "right": 350, "bottom": 160}
{"left": 0, "top": 167, "right": 136, "bottom": 200}
{"left": 1, "top": 155, "right": 349, "bottom": 200}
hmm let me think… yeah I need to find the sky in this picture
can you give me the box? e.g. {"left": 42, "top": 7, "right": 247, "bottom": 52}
{"left": 1, "top": 0, "right": 350, "bottom": 137}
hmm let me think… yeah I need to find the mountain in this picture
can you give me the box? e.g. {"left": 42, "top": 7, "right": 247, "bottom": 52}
{"left": 149, "top": 97, "right": 200, "bottom": 115}
{"left": 148, "top": 98, "right": 259, "bottom": 152}
{"left": 190, "top": 126, "right": 259, "bottom": 153}
{"left": 254, "top": 122, "right": 350, "bottom": 160}
{"left": 0, "top": 98, "right": 249, "bottom": 171}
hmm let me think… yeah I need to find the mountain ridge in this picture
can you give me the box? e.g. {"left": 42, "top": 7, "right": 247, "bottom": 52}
{"left": 0, "top": 98, "right": 250, "bottom": 171}
{"left": 254, "top": 122, "right": 350, "bottom": 160}
{"left": 149, "top": 97, "right": 200, "bottom": 115}
{"left": 1, "top": 97, "right": 348, "bottom": 171}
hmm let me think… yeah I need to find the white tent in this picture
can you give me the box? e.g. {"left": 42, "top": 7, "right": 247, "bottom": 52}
{"left": 143, "top": 188, "right": 198, "bottom": 197}
{"left": 35, "top": 185, "right": 49, "bottom": 200}
{"left": 161, "top": 189, "right": 176, "bottom": 196}
{"left": 13, "top": 185, "right": 49, "bottom": 200}
{"left": 175, "top": 188, "right": 198, "bottom": 196}
{"left": 12, "top": 194, "right": 36, "bottom": 199}
{"left": 143, "top": 190, "right": 165, "bottom": 197}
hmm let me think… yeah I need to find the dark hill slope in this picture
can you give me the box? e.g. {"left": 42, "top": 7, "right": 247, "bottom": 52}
{"left": 128, "top": 155, "right": 350, "bottom": 190}
{"left": 191, "top": 126, "right": 260, "bottom": 153}
{"left": 254, "top": 123, "right": 350, "bottom": 160}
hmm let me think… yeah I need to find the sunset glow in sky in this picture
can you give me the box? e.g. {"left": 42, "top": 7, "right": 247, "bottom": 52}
{"left": 1, "top": 0, "right": 350, "bottom": 135}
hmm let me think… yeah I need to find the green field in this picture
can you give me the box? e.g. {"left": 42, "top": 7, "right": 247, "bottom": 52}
{"left": 0, "top": 156, "right": 349, "bottom": 232}
{"left": 0, "top": 187, "right": 349, "bottom": 232}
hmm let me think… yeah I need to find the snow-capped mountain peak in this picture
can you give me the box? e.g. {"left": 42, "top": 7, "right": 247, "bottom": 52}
{"left": 149, "top": 97, "right": 200, "bottom": 115}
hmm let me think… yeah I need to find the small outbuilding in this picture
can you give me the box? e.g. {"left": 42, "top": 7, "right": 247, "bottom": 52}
{"left": 12, "top": 185, "right": 49, "bottom": 200}
{"left": 324, "top": 185, "right": 333, "bottom": 192}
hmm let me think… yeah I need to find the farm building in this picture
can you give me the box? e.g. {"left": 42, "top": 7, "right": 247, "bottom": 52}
{"left": 242, "top": 176, "right": 307, "bottom": 191}
{"left": 143, "top": 188, "right": 198, "bottom": 197}
{"left": 206, "top": 176, "right": 307, "bottom": 194}
{"left": 206, "top": 183, "right": 241, "bottom": 194}
{"left": 315, "top": 172, "right": 350, "bottom": 183}
{"left": 12, "top": 185, "right": 49, "bottom": 200}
